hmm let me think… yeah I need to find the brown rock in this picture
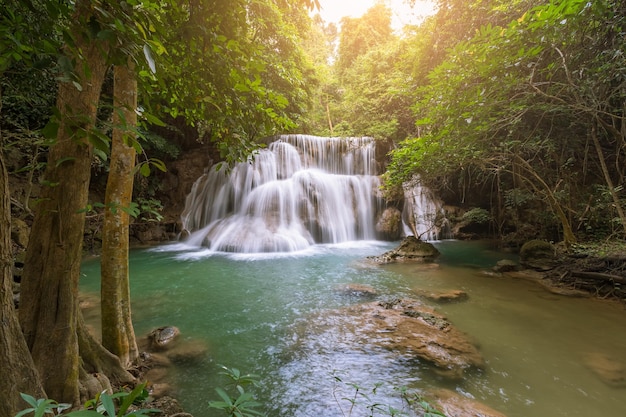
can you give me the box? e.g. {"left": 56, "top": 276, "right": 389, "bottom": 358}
{"left": 148, "top": 326, "right": 181, "bottom": 351}
{"left": 334, "top": 283, "right": 378, "bottom": 297}
{"left": 370, "top": 236, "right": 440, "bottom": 264}
{"left": 583, "top": 352, "right": 626, "bottom": 387}
{"left": 375, "top": 207, "right": 402, "bottom": 240}
{"left": 426, "top": 388, "right": 507, "bottom": 417}
{"left": 304, "top": 299, "right": 484, "bottom": 379}
{"left": 416, "top": 289, "right": 469, "bottom": 303}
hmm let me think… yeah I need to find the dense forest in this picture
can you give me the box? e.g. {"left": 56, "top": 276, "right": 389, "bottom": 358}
{"left": 1, "top": 0, "right": 625, "bottom": 416}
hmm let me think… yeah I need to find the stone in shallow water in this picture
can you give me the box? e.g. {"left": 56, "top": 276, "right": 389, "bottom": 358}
{"left": 415, "top": 289, "right": 469, "bottom": 303}
{"left": 426, "top": 388, "right": 508, "bottom": 417}
{"left": 299, "top": 298, "right": 484, "bottom": 379}
{"left": 334, "top": 283, "right": 378, "bottom": 297}
{"left": 583, "top": 352, "right": 626, "bottom": 387}
{"left": 148, "top": 326, "right": 181, "bottom": 351}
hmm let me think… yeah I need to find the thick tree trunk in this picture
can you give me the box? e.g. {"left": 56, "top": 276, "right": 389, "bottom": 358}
{"left": 101, "top": 61, "right": 139, "bottom": 366}
{"left": 0, "top": 133, "right": 45, "bottom": 417}
{"left": 18, "top": 8, "right": 110, "bottom": 404}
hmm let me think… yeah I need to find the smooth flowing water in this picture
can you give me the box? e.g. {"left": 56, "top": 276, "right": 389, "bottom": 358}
{"left": 80, "top": 240, "right": 626, "bottom": 417}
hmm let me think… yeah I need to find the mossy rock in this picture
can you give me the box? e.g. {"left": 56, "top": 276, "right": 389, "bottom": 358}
{"left": 519, "top": 240, "right": 557, "bottom": 270}
{"left": 369, "top": 236, "right": 440, "bottom": 264}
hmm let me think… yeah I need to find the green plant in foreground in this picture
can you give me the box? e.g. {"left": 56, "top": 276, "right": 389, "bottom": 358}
{"left": 15, "top": 383, "right": 157, "bottom": 417}
{"left": 208, "top": 365, "right": 265, "bottom": 417}
{"left": 332, "top": 372, "right": 448, "bottom": 417}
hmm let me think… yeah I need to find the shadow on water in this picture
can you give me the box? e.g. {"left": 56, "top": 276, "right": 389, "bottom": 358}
{"left": 80, "top": 240, "right": 626, "bottom": 417}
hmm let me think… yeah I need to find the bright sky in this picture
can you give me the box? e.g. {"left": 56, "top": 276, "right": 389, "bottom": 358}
{"left": 316, "top": 0, "right": 436, "bottom": 29}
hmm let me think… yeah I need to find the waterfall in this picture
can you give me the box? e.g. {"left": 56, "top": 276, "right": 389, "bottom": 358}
{"left": 402, "top": 177, "right": 451, "bottom": 241}
{"left": 180, "top": 135, "right": 451, "bottom": 253}
{"left": 180, "top": 135, "right": 385, "bottom": 253}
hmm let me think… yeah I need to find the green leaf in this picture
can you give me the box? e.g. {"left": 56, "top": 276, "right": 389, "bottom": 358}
{"left": 139, "top": 163, "right": 151, "bottom": 177}
{"left": 100, "top": 392, "right": 116, "bottom": 416}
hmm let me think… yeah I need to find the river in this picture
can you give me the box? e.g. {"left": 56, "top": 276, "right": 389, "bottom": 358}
{"left": 79, "top": 239, "right": 626, "bottom": 417}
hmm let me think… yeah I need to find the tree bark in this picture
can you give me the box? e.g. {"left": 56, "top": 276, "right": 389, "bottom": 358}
{"left": 101, "top": 60, "right": 139, "bottom": 367}
{"left": 0, "top": 121, "right": 45, "bottom": 417}
{"left": 18, "top": 4, "right": 110, "bottom": 404}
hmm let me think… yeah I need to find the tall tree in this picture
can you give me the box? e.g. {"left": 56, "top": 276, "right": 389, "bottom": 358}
{"left": 0, "top": 127, "right": 45, "bottom": 417}
{"left": 18, "top": 0, "right": 133, "bottom": 404}
{"left": 101, "top": 60, "right": 139, "bottom": 367}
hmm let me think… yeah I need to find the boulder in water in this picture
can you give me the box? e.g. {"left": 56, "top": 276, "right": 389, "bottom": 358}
{"left": 370, "top": 236, "right": 440, "bottom": 264}
{"left": 148, "top": 326, "right": 181, "bottom": 351}
{"left": 519, "top": 240, "right": 557, "bottom": 270}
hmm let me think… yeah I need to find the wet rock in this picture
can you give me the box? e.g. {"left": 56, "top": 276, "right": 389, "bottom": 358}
{"left": 583, "top": 352, "right": 626, "bottom": 387}
{"left": 520, "top": 240, "right": 557, "bottom": 270}
{"left": 426, "top": 388, "right": 507, "bottom": 417}
{"left": 165, "top": 340, "right": 209, "bottom": 364}
{"left": 375, "top": 207, "right": 403, "bottom": 240}
{"left": 149, "top": 396, "right": 190, "bottom": 417}
{"left": 415, "top": 289, "right": 468, "bottom": 303}
{"left": 493, "top": 259, "right": 519, "bottom": 273}
{"left": 334, "top": 283, "right": 378, "bottom": 298}
{"left": 370, "top": 236, "right": 440, "bottom": 264}
{"left": 337, "top": 299, "right": 484, "bottom": 379}
{"left": 148, "top": 326, "right": 181, "bottom": 351}
{"left": 148, "top": 382, "right": 173, "bottom": 399}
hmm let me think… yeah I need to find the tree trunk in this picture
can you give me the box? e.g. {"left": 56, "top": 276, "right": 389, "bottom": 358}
{"left": 591, "top": 122, "right": 626, "bottom": 236}
{"left": 0, "top": 119, "right": 45, "bottom": 417}
{"left": 512, "top": 154, "right": 577, "bottom": 245}
{"left": 18, "top": 6, "right": 111, "bottom": 404}
{"left": 101, "top": 61, "right": 139, "bottom": 367}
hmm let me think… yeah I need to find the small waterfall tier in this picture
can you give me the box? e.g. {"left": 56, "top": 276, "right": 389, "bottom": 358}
{"left": 180, "top": 135, "right": 385, "bottom": 253}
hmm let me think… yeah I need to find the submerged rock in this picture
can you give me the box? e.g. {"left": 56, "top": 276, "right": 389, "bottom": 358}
{"left": 415, "top": 289, "right": 469, "bottom": 303}
{"left": 297, "top": 298, "right": 484, "bottom": 379}
{"left": 370, "top": 236, "right": 440, "bottom": 264}
{"left": 583, "top": 352, "right": 626, "bottom": 387}
{"left": 426, "top": 388, "right": 508, "bottom": 417}
{"left": 334, "top": 283, "right": 378, "bottom": 298}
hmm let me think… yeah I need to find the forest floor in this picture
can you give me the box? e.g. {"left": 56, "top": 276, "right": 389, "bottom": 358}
{"left": 521, "top": 240, "right": 626, "bottom": 303}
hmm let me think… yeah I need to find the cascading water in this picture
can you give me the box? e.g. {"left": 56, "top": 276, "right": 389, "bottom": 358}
{"left": 180, "top": 135, "right": 386, "bottom": 253}
{"left": 180, "top": 135, "right": 451, "bottom": 253}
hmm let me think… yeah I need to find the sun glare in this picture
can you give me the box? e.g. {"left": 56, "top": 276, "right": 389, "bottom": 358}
{"left": 316, "top": 0, "right": 436, "bottom": 28}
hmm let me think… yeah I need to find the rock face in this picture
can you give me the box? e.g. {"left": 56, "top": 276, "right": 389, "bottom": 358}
{"left": 375, "top": 207, "right": 403, "bottom": 240}
{"left": 370, "top": 236, "right": 440, "bottom": 264}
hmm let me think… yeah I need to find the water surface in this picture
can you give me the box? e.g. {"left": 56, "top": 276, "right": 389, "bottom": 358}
{"left": 80, "top": 240, "right": 626, "bottom": 416}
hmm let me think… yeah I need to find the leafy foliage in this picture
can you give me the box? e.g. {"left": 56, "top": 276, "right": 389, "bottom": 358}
{"left": 14, "top": 384, "right": 156, "bottom": 417}
{"left": 208, "top": 365, "right": 264, "bottom": 417}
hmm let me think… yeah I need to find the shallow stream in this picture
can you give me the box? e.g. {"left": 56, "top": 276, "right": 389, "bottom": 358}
{"left": 80, "top": 240, "right": 626, "bottom": 416}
